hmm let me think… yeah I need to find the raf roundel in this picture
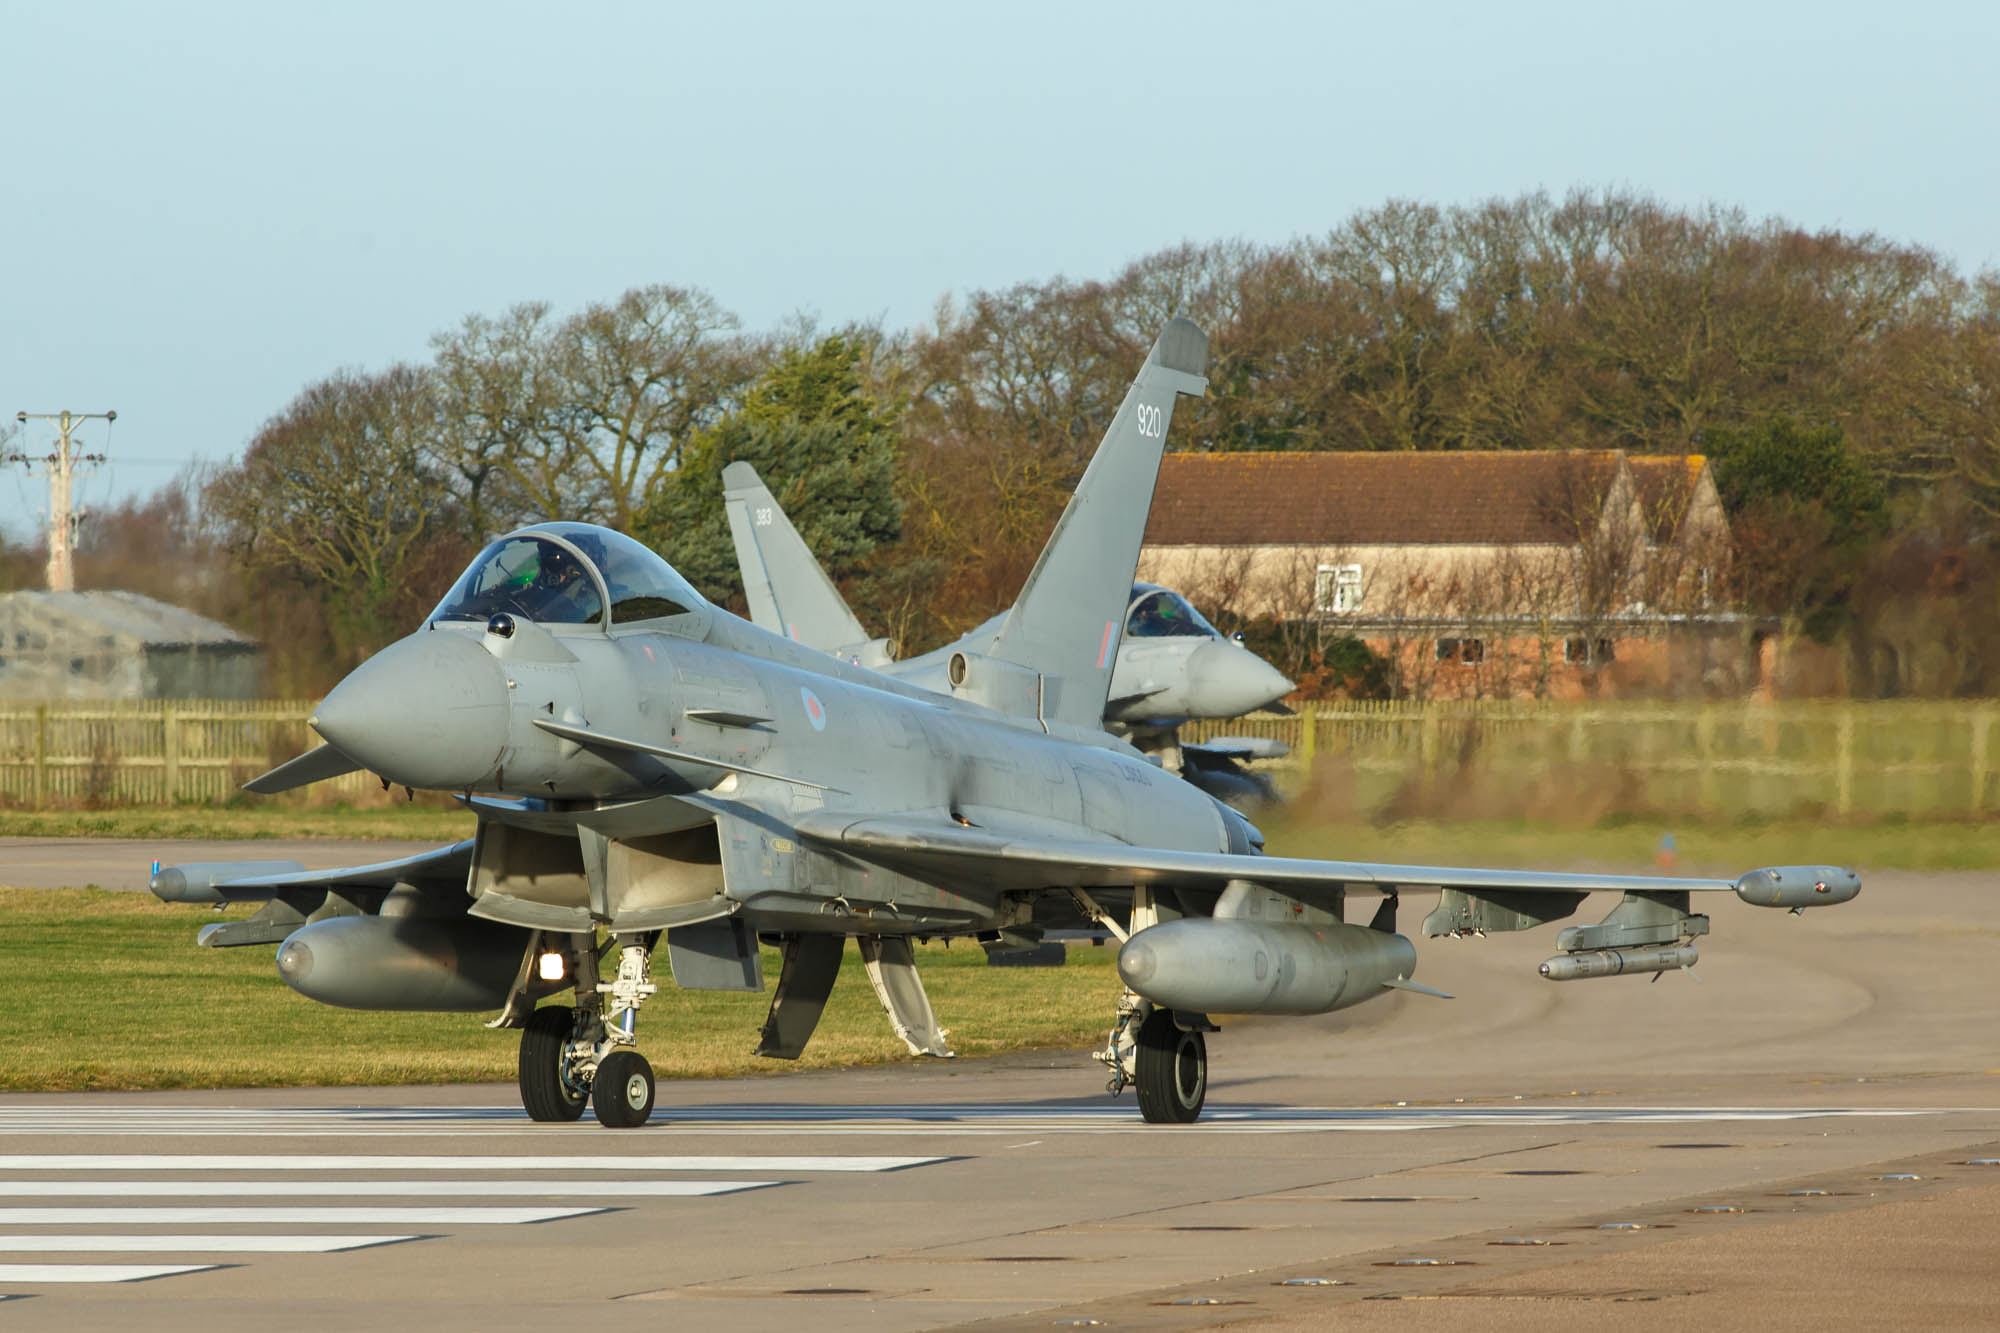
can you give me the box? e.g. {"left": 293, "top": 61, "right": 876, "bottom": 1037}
{"left": 800, "top": 687, "right": 827, "bottom": 731}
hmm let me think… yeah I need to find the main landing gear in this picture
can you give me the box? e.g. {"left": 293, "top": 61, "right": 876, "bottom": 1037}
{"left": 516, "top": 931, "right": 659, "bottom": 1128}
{"left": 1100, "top": 998, "right": 1209, "bottom": 1124}
{"left": 1082, "top": 886, "right": 1212, "bottom": 1125}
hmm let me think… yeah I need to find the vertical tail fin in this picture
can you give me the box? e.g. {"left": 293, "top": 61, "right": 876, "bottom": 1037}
{"left": 722, "top": 462, "right": 876, "bottom": 655}
{"left": 988, "top": 319, "right": 1207, "bottom": 729}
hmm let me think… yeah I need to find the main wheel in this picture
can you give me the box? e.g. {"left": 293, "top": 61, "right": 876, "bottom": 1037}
{"left": 518, "top": 1005, "right": 587, "bottom": 1122}
{"left": 1134, "top": 1009, "right": 1207, "bottom": 1124}
{"left": 592, "top": 1049, "right": 656, "bottom": 1128}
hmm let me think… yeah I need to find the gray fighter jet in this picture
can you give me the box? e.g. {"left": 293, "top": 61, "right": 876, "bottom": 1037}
{"left": 722, "top": 462, "right": 1294, "bottom": 807}
{"left": 153, "top": 319, "right": 1860, "bottom": 1129}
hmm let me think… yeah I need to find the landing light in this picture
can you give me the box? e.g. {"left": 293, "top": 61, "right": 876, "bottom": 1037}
{"left": 537, "top": 952, "right": 566, "bottom": 982}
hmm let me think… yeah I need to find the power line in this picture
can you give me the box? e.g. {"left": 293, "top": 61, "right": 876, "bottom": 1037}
{"left": 6, "top": 409, "right": 116, "bottom": 592}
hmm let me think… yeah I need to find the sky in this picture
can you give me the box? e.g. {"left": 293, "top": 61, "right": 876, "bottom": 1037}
{"left": 3, "top": 0, "right": 1996, "bottom": 544}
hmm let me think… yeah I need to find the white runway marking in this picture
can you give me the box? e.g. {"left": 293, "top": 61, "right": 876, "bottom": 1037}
{"left": 0, "top": 1179, "right": 774, "bottom": 1198}
{"left": 0, "top": 1206, "right": 607, "bottom": 1224}
{"left": 0, "top": 1153, "right": 940, "bottom": 1172}
{"left": 0, "top": 1263, "right": 221, "bottom": 1283}
{"left": 0, "top": 1235, "right": 419, "bottom": 1253}
{"left": 0, "top": 1133, "right": 962, "bottom": 1288}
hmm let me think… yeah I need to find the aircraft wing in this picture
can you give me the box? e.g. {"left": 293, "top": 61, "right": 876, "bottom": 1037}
{"left": 793, "top": 813, "right": 1855, "bottom": 913}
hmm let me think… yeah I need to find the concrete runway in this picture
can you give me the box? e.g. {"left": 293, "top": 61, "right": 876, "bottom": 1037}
{"left": 0, "top": 850, "right": 1995, "bottom": 1330}
{"left": 0, "top": 837, "right": 443, "bottom": 893}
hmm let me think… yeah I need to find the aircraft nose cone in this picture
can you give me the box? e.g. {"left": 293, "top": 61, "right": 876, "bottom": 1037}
{"left": 1188, "top": 640, "right": 1295, "bottom": 718}
{"left": 312, "top": 631, "right": 509, "bottom": 791}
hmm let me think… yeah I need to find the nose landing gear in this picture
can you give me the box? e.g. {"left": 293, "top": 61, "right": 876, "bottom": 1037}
{"left": 513, "top": 932, "right": 660, "bottom": 1128}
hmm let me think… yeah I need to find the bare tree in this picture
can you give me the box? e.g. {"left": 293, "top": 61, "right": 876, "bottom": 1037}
{"left": 430, "top": 285, "right": 752, "bottom": 532}
{"left": 205, "top": 365, "right": 464, "bottom": 664}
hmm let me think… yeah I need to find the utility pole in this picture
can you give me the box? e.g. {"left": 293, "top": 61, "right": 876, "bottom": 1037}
{"left": 7, "top": 409, "right": 115, "bottom": 593}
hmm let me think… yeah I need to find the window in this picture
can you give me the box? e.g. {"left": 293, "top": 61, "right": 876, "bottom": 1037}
{"left": 1564, "top": 637, "right": 1617, "bottom": 666}
{"left": 1314, "top": 563, "right": 1363, "bottom": 614}
{"left": 1435, "top": 637, "right": 1485, "bottom": 664}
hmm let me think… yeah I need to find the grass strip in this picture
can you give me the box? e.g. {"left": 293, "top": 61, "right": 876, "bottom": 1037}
{"left": 1261, "top": 817, "right": 2000, "bottom": 872}
{"left": 9, "top": 807, "right": 1998, "bottom": 870}
{"left": 0, "top": 888, "right": 1121, "bottom": 1093}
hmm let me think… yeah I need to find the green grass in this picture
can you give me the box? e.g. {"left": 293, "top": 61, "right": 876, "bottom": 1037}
{"left": 1260, "top": 816, "right": 2000, "bottom": 872}
{"left": 10, "top": 803, "right": 1995, "bottom": 869}
{"left": 0, "top": 888, "right": 1121, "bottom": 1092}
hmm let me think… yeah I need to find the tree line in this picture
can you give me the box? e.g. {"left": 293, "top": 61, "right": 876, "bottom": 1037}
{"left": 15, "top": 187, "right": 1998, "bottom": 697}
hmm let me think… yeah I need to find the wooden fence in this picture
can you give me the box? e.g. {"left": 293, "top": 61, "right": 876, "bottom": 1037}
{"left": 0, "top": 700, "right": 375, "bottom": 807}
{"left": 1192, "top": 699, "right": 1998, "bottom": 820}
{"left": 0, "top": 698, "right": 1993, "bottom": 818}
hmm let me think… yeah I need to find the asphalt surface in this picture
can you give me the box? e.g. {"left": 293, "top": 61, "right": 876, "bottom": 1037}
{"left": 0, "top": 847, "right": 1994, "bottom": 1331}
{"left": 0, "top": 837, "right": 443, "bottom": 893}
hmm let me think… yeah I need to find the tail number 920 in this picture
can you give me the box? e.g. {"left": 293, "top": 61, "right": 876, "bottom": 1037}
{"left": 1135, "top": 403, "right": 1164, "bottom": 438}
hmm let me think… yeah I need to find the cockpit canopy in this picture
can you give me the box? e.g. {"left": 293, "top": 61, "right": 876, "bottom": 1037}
{"left": 430, "top": 523, "right": 705, "bottom": 629}
{"left": 1124, "top": 583, "right": 1222, "bottom": 640}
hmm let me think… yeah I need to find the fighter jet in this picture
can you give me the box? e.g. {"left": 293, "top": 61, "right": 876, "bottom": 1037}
{"left": 153, "top": 319, "right": 1860, "bottom": 1129}
{"left": 722, "top": 462, "right": 1293, "bottom": 807}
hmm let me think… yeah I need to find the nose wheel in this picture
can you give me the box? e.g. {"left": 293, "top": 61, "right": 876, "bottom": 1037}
{"left": 592, "top": 1049, "right": 657, "bottom": 1128}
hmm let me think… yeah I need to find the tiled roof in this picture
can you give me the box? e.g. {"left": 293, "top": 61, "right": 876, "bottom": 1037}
{"left": 1144, "top": 451, "right": 1700, "bottom": 547}
{"left": 1626, "top": 455, "right": 1706, "bottom": 543}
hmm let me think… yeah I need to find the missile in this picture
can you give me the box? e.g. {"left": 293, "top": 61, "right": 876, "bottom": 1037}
{"left": 1117, "top": 918, "right": 1418, "bottom": 1016}
{"left": 1539, "top": 943, "right": 1699, "bottom": 981}
{"left": 275, "top": 915, "right": 539, "bottom": 1012}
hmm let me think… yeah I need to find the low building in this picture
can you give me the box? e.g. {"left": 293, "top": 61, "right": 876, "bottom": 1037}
{"left": 0, "top": 591, "right": 261, "bottom": 699}
{"left": 1140, "top": 451, "right": 1754, "bottom": 699}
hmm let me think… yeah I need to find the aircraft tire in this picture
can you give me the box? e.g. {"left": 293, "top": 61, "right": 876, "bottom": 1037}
{"left": 593, "top": 1049, "right": 656, "bottom": 1129}
{"left": 518, "top": 1005, "right": 587, "bottom": 1122}
{"left": 1134, "top": 1010, "right": 1206, "bottom": 1124}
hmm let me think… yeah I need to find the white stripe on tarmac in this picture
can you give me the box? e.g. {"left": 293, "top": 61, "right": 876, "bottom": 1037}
{"left": 0, "top": 1206, "right": 607, "bottom": 1224}
{"left": 0, "top": 1154, "right": 940, "bottom": 1173}
{"left": 0, "top": 1264, "right": 221, "bottom": 1283}
{"left": 0, "top": 1179, "right": 775, "bottom": 1198}
{"left": 0, "top": 1235, "right": 419, "bottom": 1254}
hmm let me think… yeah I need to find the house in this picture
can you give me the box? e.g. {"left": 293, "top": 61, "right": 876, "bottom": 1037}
{"left": 1139, "top": 451, "right": 1750, "bottom": 699}
{"left": 0, "top": 591, "right": 262, "bottom": 699}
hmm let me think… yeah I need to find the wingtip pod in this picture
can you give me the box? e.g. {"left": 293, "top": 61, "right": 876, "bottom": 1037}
{"left": 149, "top": 860, "right": 308, "bottom": 904}
{"left": 1733, "top": 865, "right": 1861, "bottom": 909}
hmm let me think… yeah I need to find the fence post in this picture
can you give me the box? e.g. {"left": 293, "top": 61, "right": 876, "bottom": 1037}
{"left": 33, "top": 703, "right": 48, "bottom": 810}
{"left": 1299, "top": 705, "right": 1316, "bottom": 770}
{"left": 1696, "top": 706, "right": 1718, "bottom": 816}
{"left": 163, "top": 704, "right": 181, "bottom": 804}
{"left": 1972, "top": 707, "right": 1992, "bottom": 815}
{"left": 1835, "top": 706, "right": 1854, "bottom": 818}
